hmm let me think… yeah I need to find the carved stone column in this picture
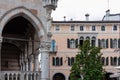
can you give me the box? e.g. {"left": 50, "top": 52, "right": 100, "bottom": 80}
{"left": 25, "top": 59, "right": 28, "bottom": 71}
{"left": 34, "top": 51, "right": 39, "bottom": 71}
{"left": 40, "top": 42, "right": 51, "bottom": 80}
{"left": 29, "top": 55, "right": 34, "bottom": 71}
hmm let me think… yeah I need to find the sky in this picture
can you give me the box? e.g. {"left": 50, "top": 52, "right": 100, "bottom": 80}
{"left": 51, "top": 0, "right": 120, "bottom": 21}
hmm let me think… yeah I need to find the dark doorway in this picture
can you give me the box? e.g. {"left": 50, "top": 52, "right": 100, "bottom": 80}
{"left": 53, "top": 73, "right": 65, "bottom": 80}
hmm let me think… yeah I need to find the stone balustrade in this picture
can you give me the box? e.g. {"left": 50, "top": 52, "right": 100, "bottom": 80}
{"left": 1, "top": 71, "right": 41, "bottom": 80}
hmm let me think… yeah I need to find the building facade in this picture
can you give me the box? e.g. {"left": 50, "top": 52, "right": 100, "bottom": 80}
{"left": 50, "top": 21, "right": 120, "bottom": 80}
{"left": 0, "top": 0, "right": 58, "bottom": 80}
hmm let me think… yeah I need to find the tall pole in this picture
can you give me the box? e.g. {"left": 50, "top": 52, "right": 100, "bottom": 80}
{"left": 108, "top": 0, "right": 109, "bottom": 9}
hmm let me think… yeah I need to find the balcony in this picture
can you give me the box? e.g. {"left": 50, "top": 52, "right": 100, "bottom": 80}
{"left": 49, "top": 45, "right": 57, "bottom": 54}
{"left": 1, "top": 71, "right": 41, "bottom": 80}
{"left": 43, "top": 0, "right": 58, "bottom": 10}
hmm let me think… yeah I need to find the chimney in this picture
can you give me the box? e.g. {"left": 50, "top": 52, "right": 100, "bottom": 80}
{"left": 105, "top": 9, "right": 110, "bottom": 20}
{"left": 85, "top": 13, "right": 89, "bottom": 21}
{"left": 106, "top": 9, "right": 110, "bottom": 16}
{"left": 64, "top": 16, "right": 66, "bottom": 21}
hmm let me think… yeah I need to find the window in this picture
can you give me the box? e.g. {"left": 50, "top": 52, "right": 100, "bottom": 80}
{"left": 56, "top": 57, "right": 59, "bottom": 65}
{"left": 67, "top": 38, "right": 78, "bottom": 48}
{"left": 51, "top": 40, "right": 56, "bottom": 52}
{"left": 80, "top": 26, "right": 84, "bottom": 31}
{"left": 110, "top": 39, "right": 118, "bottom": 48}
{"left": 52, "top": 57, "right": 63, "bottom": 66}
{"left": 101, "top": 39, "right": 106, "bottom": 48}
{"left": 98, "top": 39, "right": 108, "bottom": 48}
{"left": 113, "top": 57, "right": 117, "bottom": 66}
{"left": 70, "top": 25, "right": 75, "bottom": 31}
{"left": 113, "top": 39, "right": 117, "bottom": 48}
{"left": 101, "top": 57, "right": 105, "bottom": 66}
{"left": 106, "top": 57, "right": 109, "bottom": 66}
{"left": 52, "top": 57, "right": 55, "bottom": 65}
{"left": 101, "top": 26, "right": 105, "bottom": 31}
{"left": 70, "top": 39, "right": 76, "bottom": 48}
{"left": 86, "top": 36, "right": 90, "bottom": 40}
{"left": 79, "top": 37, "right": 84, "bottom": 46}
{"left": 91, "top": 37, "right": 96, "bottom": 46}
{"left": 68, "top": 57, "right": 75, "bottom": 66}
{"left": 55, "top": 25, "right": 60, "bottom": 31}
{"left": 113, "top": 25, "right": 117, "bottom": 31}
{"left": 111, "top": 57, "right": 113, "bottom": 65}
{"left": 92, "top": 25, "right": 96, "bottom": 31}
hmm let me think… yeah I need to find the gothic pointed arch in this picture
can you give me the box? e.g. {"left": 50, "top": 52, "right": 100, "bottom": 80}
{"left": 0, "top": 6, "right": 46, "bottom": 38}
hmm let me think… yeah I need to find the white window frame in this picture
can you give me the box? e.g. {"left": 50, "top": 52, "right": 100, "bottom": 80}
{"left": 112, "top": 25, "right": 118, "bottom": 31}
{"left": 70, "top": 39, "right": 76, "bottom": 48}
{"left": 80, "top": 26, "right": 84, "bottom": 31}
{"left": 55, "top": 25, "right": 60, "bottom": 31}
{"left": 101, "top": 25, "right": 106, "bottom": 31}
{"left": 91, "top": 25, "right": 96, "bottom": 31}
{"left": 70, "top": 25, "right": 75, "bottom": 31}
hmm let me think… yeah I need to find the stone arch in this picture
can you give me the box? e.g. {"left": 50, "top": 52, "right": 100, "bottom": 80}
{"left": 0, "top": 6, "right": 46, "bottom": 38}
{"left": 53, "top": 73, "right": 65, "bottom": 80}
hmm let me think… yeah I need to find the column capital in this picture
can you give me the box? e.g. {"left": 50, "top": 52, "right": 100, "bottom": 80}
{"left": 40, "top": 41, "right": 51, "bottom": 50}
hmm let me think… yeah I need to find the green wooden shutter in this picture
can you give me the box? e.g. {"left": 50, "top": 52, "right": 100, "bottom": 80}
{"left": 106, "top": 39, "right": 108, "bottom": 48}
{"left": 110, "top": 39, "right": 113, "bottom": 48}
{"left": 67, "top": 39, "right": 70, "bottom": 48}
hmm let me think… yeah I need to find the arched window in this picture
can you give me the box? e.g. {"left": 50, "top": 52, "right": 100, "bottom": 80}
{"left": 70, "top": 39, "right": 75, "bottom": 48}
{"left": 67, "top": 38, "right": 78, "bottom": 48}
{"left": 52, "top": 57, "right": 63, "bottom": 66}
{"left": 91, "top": 37, "right": 96, "bottom": 46}
{"left": 71, "top": 57, "right": 75, "bottom": 65}
{"left": 79, "top": 37, "right": 84, "bottom": 46}
{"left": 68, "top": 57, "right": 75, "bottom": 66}
{"left": 56, "top": 57, "right": 59, "bottom": 66}
{"left": 111, "top": 57, "right": 113, "bottom": 66}
{"left": 51, "top": 40, "right": 56, "bottom": 51}
{"left": 98, "top": 39, "right": 108, "bottom": 48}
{"left": 106, "top": 57, "right": 109, "bottom": 66}
{"left": 52, "top": 57, "right": 55, "bottom": 66}
{"left": 114, "top": 57, "right": 117, "bottom": 66}
{"left": 101, "top": 39, "right": 106, "bottom": 48}
{"left": 101, "top": 57, "right": 105, "bottom": 66}
{"left": 86, "top": 36, "right": 90, "bottom": 40}
{"left": 68, "top": 57, "right": 70, "bottom": 66}
{"left": 113, "top": 39, "right": 117, "bottom": 48}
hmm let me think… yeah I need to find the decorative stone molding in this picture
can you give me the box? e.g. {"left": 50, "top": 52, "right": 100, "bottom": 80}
{"left": 40, "top": 42, "right": 51, "bottom": 50}
{"left": 47, "top": 32, "right": 52, "bottom": 39}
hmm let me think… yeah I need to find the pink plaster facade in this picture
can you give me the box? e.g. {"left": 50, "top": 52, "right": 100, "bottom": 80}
{"left": 50, "top": 21, "right": 120, "bottom": 80}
